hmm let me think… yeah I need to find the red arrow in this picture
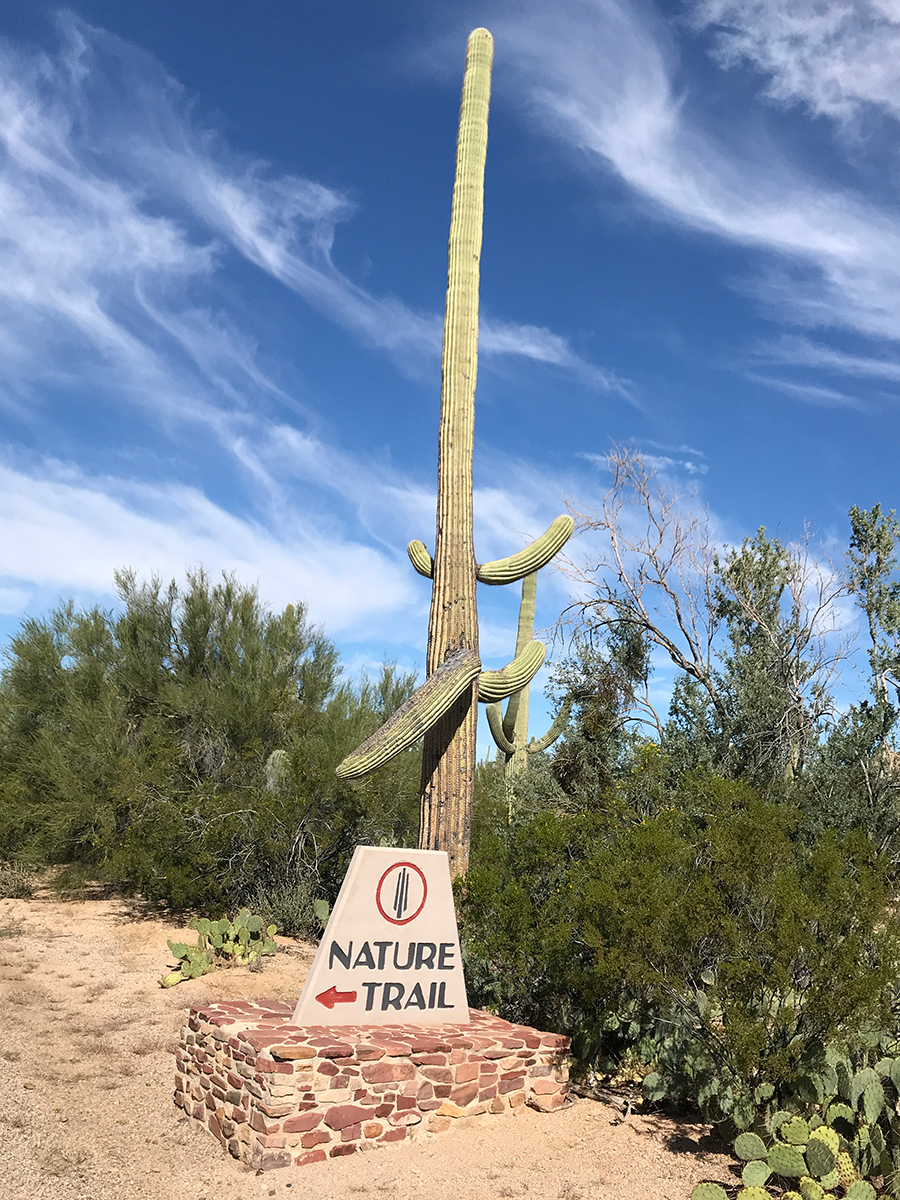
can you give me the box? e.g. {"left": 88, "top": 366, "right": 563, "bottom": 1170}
{"left": 315, "top": 985, "right": 357, "bottom": 1009}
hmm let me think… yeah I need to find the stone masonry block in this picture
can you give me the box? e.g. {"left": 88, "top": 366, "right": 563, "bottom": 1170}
{"left": 177, "top": 1004, "right": 569, "bottom": 1171}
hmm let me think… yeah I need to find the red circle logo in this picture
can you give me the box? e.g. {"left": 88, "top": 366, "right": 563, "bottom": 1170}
{"left": 375, "top": 861, "right": 427, "bottom": 925}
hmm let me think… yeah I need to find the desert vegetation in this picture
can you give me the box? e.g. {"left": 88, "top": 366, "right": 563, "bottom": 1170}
{"left": 3, "top": 462, "right": 900, "bottom": 1195}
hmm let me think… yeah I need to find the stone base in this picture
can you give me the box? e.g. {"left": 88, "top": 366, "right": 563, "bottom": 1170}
{"left": 176, "top": 1000, "right": 570, "bottom": 1170}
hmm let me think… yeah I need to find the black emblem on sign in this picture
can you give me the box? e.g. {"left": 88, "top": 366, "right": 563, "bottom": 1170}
{"left": 375, "top": 861, "right": 428, "bottom": 925}
{"left": 392, "top": 866, "right": 411, "bottom": 920}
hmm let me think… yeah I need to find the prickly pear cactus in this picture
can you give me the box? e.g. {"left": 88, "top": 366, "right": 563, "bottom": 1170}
{"left": 690, "top": 1185, "right": 728, "bottom": 1200}
{"left": 769, "top": 1143, "right": 808, "bottom": 1178}
{"left": 159, "top": 911, "right": 277, "bottom": 986}
{"left": 333, "top": 28, "right": 574, "bottom": 877}
{"left": 742, "top": 1160, "right": 771, "bottom": 1188}
{"left": 735, "top": 1133, "right": 768, "bottom": 1161}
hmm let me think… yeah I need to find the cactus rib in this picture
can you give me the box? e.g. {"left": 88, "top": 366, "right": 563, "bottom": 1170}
{"left": 337, "top": 648, "right": 481, "bottom": 778}
{"left": 478, "top": 639, "right": 546, "bottom": 703}
{"left": 476, "top": 515, "right": 575, "bottom": 584}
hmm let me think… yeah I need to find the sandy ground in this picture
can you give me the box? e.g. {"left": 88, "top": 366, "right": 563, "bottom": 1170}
{"left": 0, "top": 894, "right": 736, "bottom": 1200}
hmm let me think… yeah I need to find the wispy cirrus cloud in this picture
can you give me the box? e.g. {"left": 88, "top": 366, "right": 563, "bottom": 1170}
{"left": 0, "top": 11, "right": 625, "bottom": 635}
{"left": 693, "top": 0, "right": 900, "bottom": 122}
{"left": 487, "top": 0, "right": 900, "bottom": 396}
{"left": 756, "top": 334, "right": 900, "bottom": 383}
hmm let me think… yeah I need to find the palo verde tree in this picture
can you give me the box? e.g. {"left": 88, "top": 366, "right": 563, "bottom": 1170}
{"left": 0, "top": 568, "right": 421, "bottom": 908}
{"left": 336, "top": 28, "right": 573, "bottom": 877}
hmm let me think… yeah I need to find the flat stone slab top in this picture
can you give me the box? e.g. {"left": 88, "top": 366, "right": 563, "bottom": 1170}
{"left": 176, "top": 999, "right": 571, "bottom": 1170}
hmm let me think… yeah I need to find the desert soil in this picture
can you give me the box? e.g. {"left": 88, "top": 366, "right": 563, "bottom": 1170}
{"left": 0, "top": 893, "right": 736, "bottom": 1200}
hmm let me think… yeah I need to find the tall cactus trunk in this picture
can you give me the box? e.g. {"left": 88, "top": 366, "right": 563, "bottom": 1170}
{"left": 419, "top": 29, "right": 493, "bottom": 877}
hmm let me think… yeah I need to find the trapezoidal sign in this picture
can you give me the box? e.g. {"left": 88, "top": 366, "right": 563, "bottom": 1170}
{"left": 293, "top": 846, "right": 469, "bottom": 1026}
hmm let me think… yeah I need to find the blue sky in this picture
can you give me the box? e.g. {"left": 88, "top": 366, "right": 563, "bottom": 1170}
{"left": 0, "top": 0, "right": 898, "bottom": 743}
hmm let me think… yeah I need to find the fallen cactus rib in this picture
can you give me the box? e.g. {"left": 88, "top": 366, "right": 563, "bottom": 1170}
{"left": 478, "top": 639, "right": 546, "bottom": 703}
{"left": 336, "top": 648, "right": 481, "bottom": 778}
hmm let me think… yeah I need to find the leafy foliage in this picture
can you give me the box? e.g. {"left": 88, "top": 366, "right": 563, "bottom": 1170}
{"left": 0, "top": 569, "right": 420, "bottom": 911}
{"left": 461, "top": 776, "right": 900, "bottom": 1129}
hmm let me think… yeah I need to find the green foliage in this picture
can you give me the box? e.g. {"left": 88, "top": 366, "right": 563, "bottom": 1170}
{"left": 0, "top": 569, "right": 421, "bottom": 911}
{"left": 160, "top": 907, "right": 278, "bottom": 986}
{"left": 461, "top": 775, "right": 900, "bottom": 1129}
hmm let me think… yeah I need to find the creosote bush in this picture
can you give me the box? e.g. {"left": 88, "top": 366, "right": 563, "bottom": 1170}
{"left": 0, "top": 861, "right": 34, "bottom": 899}
{"left": 460, "top": 775, "right": 900, "bottom": 1129}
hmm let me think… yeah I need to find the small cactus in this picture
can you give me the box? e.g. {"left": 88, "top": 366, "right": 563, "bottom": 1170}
{"left": 742, "top": 1160, "right": 771, "bottom": 1188}
{"left": 768, "top": 1142, "right": 808, "bottom": 1177}
{"left": 835, "top": 1150, "right": 858, "bottom": 1189}
{"left": 844, "top": 1182, "right": 876, "bottom": 1200}
{"left": 690, "top": 1186, "right": 728, "bottom": 1200}
{"left": 782, "top": 1116, "right": 811, "bottom": 1145}
{"left": 809, "top": 1126, "right": 840, "bottom": 1156}
{"left": 804, "top": 1136, "right": 836, "bottom": 1178}
{"left": 735, "top": 1132, "right": 768, "bottom": 1161}
{"left": 797, "top": 1177, "right": 824, "bottom": 1200}
{"left": 159, "top": 909, "right": 277, "bottom": 987}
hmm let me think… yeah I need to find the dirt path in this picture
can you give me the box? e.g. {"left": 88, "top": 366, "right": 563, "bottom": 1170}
{"left": 0, "top": 897, "right": 735, "bottom": 1200}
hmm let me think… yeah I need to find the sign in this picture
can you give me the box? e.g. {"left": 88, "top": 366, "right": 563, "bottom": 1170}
{"left": 293, "top": 846, "right": 469, "bottom": 1026}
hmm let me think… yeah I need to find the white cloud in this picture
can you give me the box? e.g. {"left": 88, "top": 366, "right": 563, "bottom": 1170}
{"left": 491, "top": 0, "right": 900, "bottom": 349}
{"left": 746, "top": 372, "right": 868, "bottom": 409}
{"left": 0, "top": 11, "right": 629, "bottom": 639}
{"left": 758, "top": 334, "right": 900, "bottom": 382}
{"left": 692, "top": 0, "right": 900, "bottom": 122}
{"left": 0, "top": 457, "right": 418, "bottom": 636}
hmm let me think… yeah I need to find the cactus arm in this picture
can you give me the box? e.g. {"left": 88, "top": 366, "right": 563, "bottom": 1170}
{"left": 336, "top": 648, "right": 481, "bottom": 779}
{"left": 486, "top": 702, "right": 516, "bottom": 754}
{"left": 407, "top": 540, "right": 434, "bottom": 578}
{"left": 478, "top": 639, "right": 546, "bottom": 704}
{"left": 476, "top": 515, "right": 574, "bottom": 585}
{"left": 409, "top": 516, "right": 574, "bottom": 586}
{"left": 503, "top": 570, "right": 538, "bottom": 747}
{"left": 528, "top": 694, "right": 573, "bottom": 754}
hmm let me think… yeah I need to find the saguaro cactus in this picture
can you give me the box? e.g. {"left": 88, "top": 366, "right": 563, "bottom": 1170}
{"left": 336, "top": 29, "right": 573, "bottom": 878}
{"left": 485, "top": 571, "right": 573, "bottom": 781}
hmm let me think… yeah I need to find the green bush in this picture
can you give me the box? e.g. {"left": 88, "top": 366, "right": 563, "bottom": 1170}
{"left": 243, "top": 877, "right": 329, "bottom": 942}
{"left": 460, "top": 774, "right": 900, "bottom": 1128}
{"left": 0, "top": 570, "right": 421, "bottom": 912}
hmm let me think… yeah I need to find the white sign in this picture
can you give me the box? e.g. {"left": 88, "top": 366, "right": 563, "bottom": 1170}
{"left": 293, "top": 846, "right": 469, "bottom": 1026}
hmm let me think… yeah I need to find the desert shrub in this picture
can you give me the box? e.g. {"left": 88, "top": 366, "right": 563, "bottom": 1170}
{"left": 0, "top": 569, "right": 421, "bottom": 912}
{"left": 460, "top": 774, "right": 900, "bottom": 1128}
{"left": 244, "top": 877, "right": 329, "bottom": 942}
{"left": 0, "top": 860, "right": 34, "bottom": 899}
